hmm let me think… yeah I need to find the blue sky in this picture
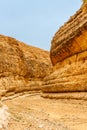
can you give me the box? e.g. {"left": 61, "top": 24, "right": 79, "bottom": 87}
{"left": 0, "top": 0, "right": 82, "bottom": 50}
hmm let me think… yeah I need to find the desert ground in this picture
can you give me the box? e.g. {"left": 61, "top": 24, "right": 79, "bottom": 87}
{"left": 1, "top": 92, "right": 87, "bottom": 130}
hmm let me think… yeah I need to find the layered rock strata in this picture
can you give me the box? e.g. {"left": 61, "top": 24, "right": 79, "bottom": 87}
{"left": 42, "top": 4, "right": 87, "bottom": 99}
{"left": 0, "top": 35, "right": 52, "bottom": 98}
{"left": 50, "top": 4, "right": 87, "bottom": 65}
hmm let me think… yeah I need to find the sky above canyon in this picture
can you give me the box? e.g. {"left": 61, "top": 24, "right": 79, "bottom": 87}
{"left": 0, "top": 0, "right": 82, "bottom": 50}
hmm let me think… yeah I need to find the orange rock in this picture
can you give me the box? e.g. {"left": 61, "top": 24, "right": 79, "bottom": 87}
{"left": 42, "top": 4, "right": 87, "bottom": 99}
{"left": 50, "top": 4, "right": 87, "bottom": 65}
{"left": 0, "top": 35, "right": 52, "bottom": 97}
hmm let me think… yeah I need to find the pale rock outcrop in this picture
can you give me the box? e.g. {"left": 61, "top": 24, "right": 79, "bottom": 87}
{"left": 42, "top": 3, "right": 87, "bottom": 99}
{"left": 0, "top": 102, "right": 10, "bottom": 130}
{"left": 0, "top": 35, "right": 52, "bottom": 97}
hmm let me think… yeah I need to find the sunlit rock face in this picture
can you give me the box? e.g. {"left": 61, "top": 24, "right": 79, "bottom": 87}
{"left": 42, "top": 4, "right": 87, "bottom": 99}
{"left": 0, "top": 35, "right": 52, "bottom": 97}
{"left": 50, "top": 4, "right": 87, "bottom": 65}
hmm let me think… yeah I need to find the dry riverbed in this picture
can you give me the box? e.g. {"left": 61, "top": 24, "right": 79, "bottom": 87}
{"left": 1, "top": 93, "right": 87, "bottom": 130}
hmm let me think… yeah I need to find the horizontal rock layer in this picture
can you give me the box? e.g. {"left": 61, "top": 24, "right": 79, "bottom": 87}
{"left": 0, "top": 35, "right": 52, "bottom": 98}
{"left": 42, "top": 50, "right": 87, "bottom": 99}
{"left": 42, "top": 4, "right": 87, "bottom": 99}
{"left": 41, "top": 92, "right": 87, "bottom": 100}
{"left": 50, "top": 3, "right": 87, "bottom": 65}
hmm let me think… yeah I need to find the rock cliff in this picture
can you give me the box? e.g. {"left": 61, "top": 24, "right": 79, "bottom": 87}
{"left": 0, "top": 35, "right": 52, "bottom": 98}
{"left": 50, "top": 4, "right": 87, "bottom": 65}
{"left": 42, "top": 3, "right": 87, "bottom": 99}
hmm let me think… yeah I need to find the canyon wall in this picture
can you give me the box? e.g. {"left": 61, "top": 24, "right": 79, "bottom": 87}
{"left": 0, "top": 35, "right": 52, "bottom": 98}
{"left": 42, "top": 3, "right": 87, "bottom": 99}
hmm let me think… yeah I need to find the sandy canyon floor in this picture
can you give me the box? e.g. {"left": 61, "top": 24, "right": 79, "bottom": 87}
{"left": 1, "top": 93, "right": 87, "bottom": 130}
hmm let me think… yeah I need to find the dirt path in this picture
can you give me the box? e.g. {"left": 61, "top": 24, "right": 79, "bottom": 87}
{"left": 1, "top": 93, "right": 87, "bottom": 130}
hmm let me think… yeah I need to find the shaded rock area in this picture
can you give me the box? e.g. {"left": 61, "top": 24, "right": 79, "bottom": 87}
{"left": 0, "top": 35, "right": 52, "bottom": 98}
{"left": 42, "top": 3, "right": 87, "bottom": 99}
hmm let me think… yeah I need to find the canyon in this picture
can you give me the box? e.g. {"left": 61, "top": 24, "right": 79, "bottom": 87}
{"left": 0, "top": 3, "right": 87, "bottom": 130}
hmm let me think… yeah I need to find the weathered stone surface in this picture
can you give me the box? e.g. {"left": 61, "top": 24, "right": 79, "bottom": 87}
{"left": 0, "top": 35, "right": 52, "bottom": 97}
{"left": 42, "top": 57, "right": 87, "bottom": 92}
{"left": 50, "top": 3, "right": 87, "bottom": 65}
{"left": 42, "top": 4, "right": 87, "bottom": 99}
{"left": 41, "top": 92, "right": 87, "bottom": 100}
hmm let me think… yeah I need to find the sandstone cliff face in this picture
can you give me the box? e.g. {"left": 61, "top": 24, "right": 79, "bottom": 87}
{"left": 0, "top": 35, "right": 52, "bottom": 97}
{"left": 50, "top": 4, "right": 87, "bottom": 65}
{"left": 42, "top": 4, "right": 87, "bottom": 99}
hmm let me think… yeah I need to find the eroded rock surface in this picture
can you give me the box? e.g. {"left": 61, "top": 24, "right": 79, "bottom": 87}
{"left": 50, "top": 4, "right": 87, "bottom": 65}
{"left": 0, "top": 35, "right": 52, "bottom": 97}
{"left": 42, "top": 4, "right": 87, "bottom": 99}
